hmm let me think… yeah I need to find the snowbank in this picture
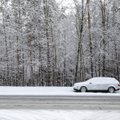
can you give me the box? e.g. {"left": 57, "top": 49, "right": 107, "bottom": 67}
{"left": 0, "top": 110, "right": 120, "bottom": 120}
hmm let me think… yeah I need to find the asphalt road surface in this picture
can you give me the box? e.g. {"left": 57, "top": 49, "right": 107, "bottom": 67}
{"left": 0, "top": 95, "right": 120, "bottom": 110}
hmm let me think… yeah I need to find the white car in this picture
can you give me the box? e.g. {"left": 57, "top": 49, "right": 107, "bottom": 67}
{"left": 73, "top": 77, "right": 120, "bottom": 93}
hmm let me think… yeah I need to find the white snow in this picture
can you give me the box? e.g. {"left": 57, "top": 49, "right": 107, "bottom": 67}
{"left": 0, "top": 110, "right": 119, "bottom": 120}
{"left": 0, "top": 87, "right": 120, "bottom": 119}
{"left": 0, "top": 86, "right": 120, "bottom": 96}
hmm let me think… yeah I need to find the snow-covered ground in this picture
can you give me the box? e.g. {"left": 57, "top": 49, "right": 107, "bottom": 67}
{"left": 0, "top": 87, "right": 120, "bottom": 120}
{"left": 0, "top": 110, "right": 119, "bottom": 120}
{"left": 0, "top": 86, "right": 120, "bottom": 96}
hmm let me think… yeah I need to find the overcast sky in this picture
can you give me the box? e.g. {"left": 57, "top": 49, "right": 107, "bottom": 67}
{"left": 56, "top": 0, "right": 74, "bottom": 14}
{"left": 56, "top": 0, "right": 74, "bottom": 6}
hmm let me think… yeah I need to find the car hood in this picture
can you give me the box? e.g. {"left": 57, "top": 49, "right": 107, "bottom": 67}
{"left": 74, "top": 82, "right": 87, "bottom": 86}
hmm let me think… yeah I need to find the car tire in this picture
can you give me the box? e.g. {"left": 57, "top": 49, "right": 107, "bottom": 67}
{"left": 80, "top": 86, "right": 87, "bottom": 92}
{"left": 108, "top": 87, "right": 115, "bottom": 93}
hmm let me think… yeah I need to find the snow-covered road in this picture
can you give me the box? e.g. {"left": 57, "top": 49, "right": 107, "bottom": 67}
{"left": 0, "top": 95, "right": 120, "bottom": 110}
{"left": 0, "top": 87, "right": 120, "bottom": 120}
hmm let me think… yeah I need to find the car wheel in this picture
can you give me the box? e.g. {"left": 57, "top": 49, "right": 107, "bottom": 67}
{"left": 108, "top": 87, "right": 115, "bottom": 93}
{"left": 80, "top": 86, "right": 87, "bottom": 92}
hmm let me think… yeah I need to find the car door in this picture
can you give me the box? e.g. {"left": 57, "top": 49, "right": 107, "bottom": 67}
{"left": 95, "top": 80, "right": 108, "bottom": 91}
{"left": 96, "top": 80, "right": 108, "bottom": 90}
{"left": 87, "top": 80, "right": 105, "bottom": 91}
{"left": 87, "top": 80, "right": 98, "bottom": 90}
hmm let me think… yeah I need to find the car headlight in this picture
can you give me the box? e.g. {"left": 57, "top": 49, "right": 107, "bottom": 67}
{"left": 73, "top": 84, "right": 79, "bottom": 89}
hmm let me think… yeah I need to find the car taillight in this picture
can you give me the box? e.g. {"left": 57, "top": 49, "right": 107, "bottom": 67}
{"left": 118, "top": 84, "right": 120, "bottom": 86}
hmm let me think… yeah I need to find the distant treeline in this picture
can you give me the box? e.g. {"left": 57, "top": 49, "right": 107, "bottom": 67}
{"left": 0, "top": 0, "right": 120, "bottom": 86}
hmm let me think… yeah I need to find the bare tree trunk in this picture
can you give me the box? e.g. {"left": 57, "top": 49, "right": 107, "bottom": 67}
{"left": 74, "top": 0, "right": 84, "bottom": 83}
{"left": 51, "top": 25, "right": 57, "bottom": 86}
{"left": 13, "top": 0, "right": 24, "bottom": 86}
{"left": 87, "top": 0, "right": 94, "bottom": 78}
{"left": 38, "top": 45, "right": 43, "bottom": 85}
{"left": 112, "top": 1, "right": 119, "bottom": 79}
{"left": 100, "top": 0, "right": 107, "bottom": 76}
{"left": 63, "top": 30, "right": 67, "bottom": 86}
{"left": 43, "top": 0, "right": 51, "bottom": 86}
{"left": 2, "top": 1, "right": 9, "bottom": 85}
{"left": 36, "top": 0, "right": 44, "bottom": 86}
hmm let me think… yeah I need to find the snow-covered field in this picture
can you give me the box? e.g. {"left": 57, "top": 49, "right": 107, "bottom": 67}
{"left": 0, "top": 110, "right": 119, "bottom": 120}
{"left": 0, "top": 86, "right": 120, "bottom": 96}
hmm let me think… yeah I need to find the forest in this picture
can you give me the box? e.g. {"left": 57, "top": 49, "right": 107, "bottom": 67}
{"left": 0, "top": 0, "right": 120, "bottom": 86}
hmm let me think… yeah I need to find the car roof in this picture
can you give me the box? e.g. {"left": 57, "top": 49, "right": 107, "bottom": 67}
{"left": 88, "top": 77, "right": 119, "bottom": 83}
